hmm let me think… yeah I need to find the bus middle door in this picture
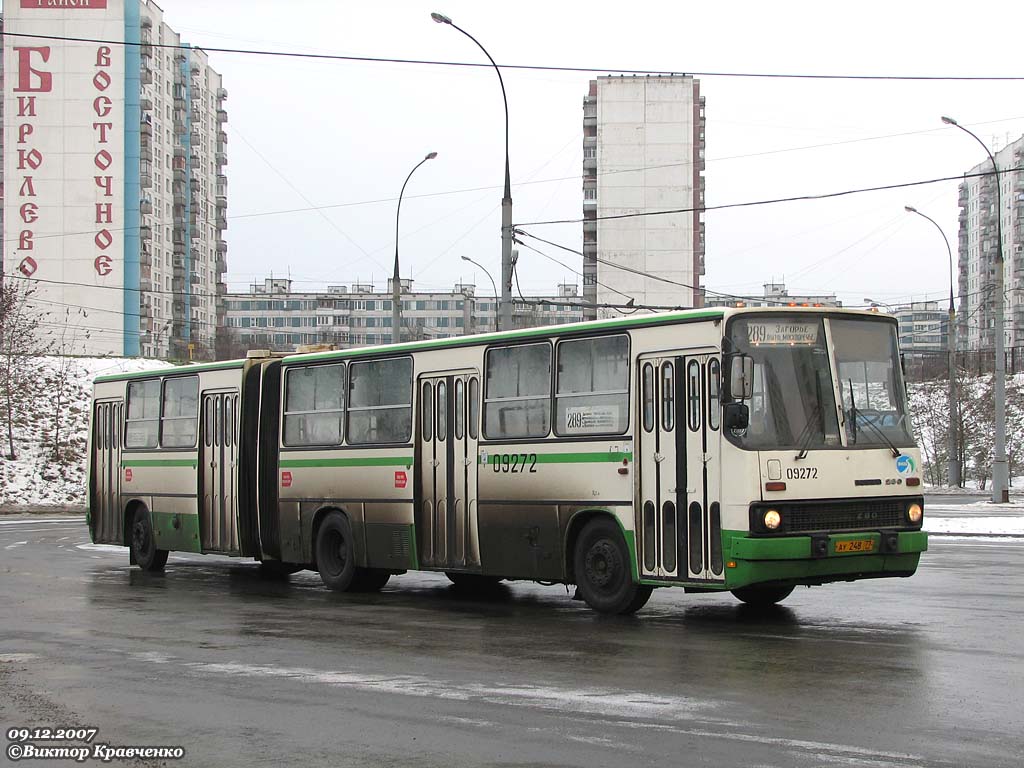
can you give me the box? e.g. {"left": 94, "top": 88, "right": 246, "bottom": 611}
{"left": 638, "top": 357, "right": 681, "bottom": 580}
{"left": 417, "top": 372, "right": 480, "bottom": 570}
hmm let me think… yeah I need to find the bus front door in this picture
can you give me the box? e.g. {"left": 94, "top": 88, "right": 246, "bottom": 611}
{"left": 200, "top": 391, "right": 240, "bottom": 554}
{"left": 92, "top": 400, "right": 123, "bottom": 544}
{"left": 638, "top": 354, "right": 724, "bottom": 583}
{"left": 680, "top": 355, "right": 724, "bottom": 583}
{"left": 417, "top": 373, "right": 480, "bottom": 570}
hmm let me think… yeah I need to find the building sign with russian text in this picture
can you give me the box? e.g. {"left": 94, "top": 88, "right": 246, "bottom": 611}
{"left": 4, "top": 1, "right": 127, "bottom": 355}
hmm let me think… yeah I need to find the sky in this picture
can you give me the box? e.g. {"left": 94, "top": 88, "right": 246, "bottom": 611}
{"left": 127, "top": 0, "right": 1024, "bottom": 307}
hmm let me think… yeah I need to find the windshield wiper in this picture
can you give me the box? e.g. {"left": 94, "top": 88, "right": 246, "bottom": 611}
{"left": 856, "top": 414, "right": 903, "bottom": 458}
{"left": 794, "top": 373, "right": 825, "bottom": 460}
{"left": 846, "top": 378, "right": 901, "bottom": 458}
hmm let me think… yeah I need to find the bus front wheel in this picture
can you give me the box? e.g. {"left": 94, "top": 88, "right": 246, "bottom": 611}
{"left": 315, "top": 512, "right": 357, "bottom": 591}
{"left": 573, "top": 519, "right": 653, "bottom": 615}
{"left": 731, "top": 585, "right": 794, "bottom": 607}
{"left": 130, "top": 507, "right": 168, "bottom": 572}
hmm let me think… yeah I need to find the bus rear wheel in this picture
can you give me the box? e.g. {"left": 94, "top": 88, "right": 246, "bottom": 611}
{"left": 130, "top": 507, "right": 168, "bottom": 572}
{"left": 573, "top": 519, "right": 653, "bottom": 615}
{"left": 315, "top": 512, "right": 357, "bottom": 591}
{"left": 731, "top": 585, "right": 794, "bottom": 607}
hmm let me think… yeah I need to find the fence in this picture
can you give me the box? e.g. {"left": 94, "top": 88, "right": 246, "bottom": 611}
{"left": 903, "top": 347, "right": 1024, "bottom": 381}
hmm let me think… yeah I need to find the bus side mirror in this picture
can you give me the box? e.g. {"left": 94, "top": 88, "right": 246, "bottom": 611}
{"left": 723, "top": 402, "right": 749, "bottom": 430}
{"left": 728, "top": 354, "right": 754, "bottom": 400}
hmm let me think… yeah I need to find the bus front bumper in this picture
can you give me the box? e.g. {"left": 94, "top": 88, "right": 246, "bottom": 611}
{"left": 724, "top": 529, "right": 928, "bottom": 588}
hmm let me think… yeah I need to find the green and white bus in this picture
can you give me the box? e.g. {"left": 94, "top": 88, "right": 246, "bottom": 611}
{"left": 88, "top": 306, "right": 928, "bottom": 614}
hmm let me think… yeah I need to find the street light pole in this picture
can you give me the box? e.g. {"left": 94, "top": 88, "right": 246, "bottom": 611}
{"left": 393, "top": 152, "right": 437, "bottom": 344}
{"left": 431, "top": 12, "right": 513, "bottom": 333}
{"left": 905, "top": 205, "right": 960, "bottom": 487}
{"left": 942, "top": 115, "right": 1008, "bottom": 502}
{"left": 461, "top": 255, "right": 498, "bottom": 332}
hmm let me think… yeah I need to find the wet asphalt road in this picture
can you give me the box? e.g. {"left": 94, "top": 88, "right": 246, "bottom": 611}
{"left": 1, "top": 517, "right": 1022, "bottom": 768}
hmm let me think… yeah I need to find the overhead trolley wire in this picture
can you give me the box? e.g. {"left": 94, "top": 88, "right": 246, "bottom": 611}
{"left": 4, "top": 30, "right": 1024, "bottom": 81}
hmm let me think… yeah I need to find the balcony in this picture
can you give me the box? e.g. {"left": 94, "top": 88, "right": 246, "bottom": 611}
{"left": 216, "top": 87, "right": 228, "bottom": 100}
{"left": 140, "top": 225, "right": 152, "bottom": 241}
{"left": 140, "top": 173, "right": 152, "bottom": 189}
{"left": 215, "top": 151, "right": 227, "bottom": 166}
{"left": 217, "top": 109, "right": 228, "bottom": 123}
{"left": 141, "top": 66, "right": 152, "bottom": 86}
{"left": 216, "top": 216, "right": 228, "bottom": 230}
{"left": 140, "top": 146, "right": 153, "bottom": 162}
{"left": 216, "top": 240, "right": 228, "bottom": 255}
{"left": 140, "top": 198, "right": 153, "bottom": 215}
{"left": 140, "top": 120, "right": 153, "bottom": 137}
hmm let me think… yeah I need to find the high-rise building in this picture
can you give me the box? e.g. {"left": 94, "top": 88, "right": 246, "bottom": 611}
{"left": 955, "top": 135, "right": 1024, "bottom": 352}
{"left": 1, "top": 0, "right": 228, "bottom": 359}
{"left": 582, "top": 75, "right": 705, "bottom": 320}
{"left": 222, "top": 279, "right": 584, "bottom": 354}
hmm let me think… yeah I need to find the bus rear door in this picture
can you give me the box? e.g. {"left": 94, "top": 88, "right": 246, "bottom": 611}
{"left": 92, "top": 399, "right": 123, "bottom": 544}
{"left": 199, "top": 390, "right": 241, "bottom": 553}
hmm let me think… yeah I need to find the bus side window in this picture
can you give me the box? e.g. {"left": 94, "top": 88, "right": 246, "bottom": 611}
{"left": 437, "top": 380, "right": 447, "bottom": 441}
{"left": 422, "top": 382, "right": 433, "bottom": 441}
{"left": 661, "top": 362, "right": 675, "bottom": 432}
{"left": 125, "top": 379, "right": 160, "bottom": 449}
{"left": 347, "top": 357, "right": 413, "bottom": 444}
{"left": 708, "top": 359, "right": 721, "bottom": 431}
{"left": 455, "top": 378, "right": 465, "bottom": 440}
{"left": 161, "top": 376, "right": 199, "bottom": 448}
{"left": 687, "top": 360, "right": 701, "bottom": 432}
{"left": 483, "top": 343, "right": 551, "bottom": 439}
{"left": 642, "top": 363, "right": 655, "bottom": 432}
{"left": 468, "top": 377, "right": 479, "bottom": 440}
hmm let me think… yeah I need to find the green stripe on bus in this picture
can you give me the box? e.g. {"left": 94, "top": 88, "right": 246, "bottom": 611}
{"left": 489, "top": 451, "right": 632, "bottom": 465}
{"left": 122, "top": 459, "right": 198, "bottom": 468}
{"left": 279, "top": 457, "right": 414, "bottom": 468}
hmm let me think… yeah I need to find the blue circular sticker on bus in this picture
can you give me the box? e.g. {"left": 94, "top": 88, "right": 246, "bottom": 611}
{"left": 895, "top": 455, "right": 915, "bottom": 475}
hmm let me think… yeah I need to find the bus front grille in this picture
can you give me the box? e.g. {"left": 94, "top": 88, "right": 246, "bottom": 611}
{"left": 750, "top": 497, "right": 920, "bottom": 535}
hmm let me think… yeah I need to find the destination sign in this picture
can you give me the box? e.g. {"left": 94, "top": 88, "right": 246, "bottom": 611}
{"left": 746, "top": 321, "right": 819, "bottom": 346}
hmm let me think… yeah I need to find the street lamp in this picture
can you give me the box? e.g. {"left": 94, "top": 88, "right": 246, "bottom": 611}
{"left": 393, "top": 151, "right": 437, "bottom": 344}
{"left": 461, "top": 255, "right": 498, "bottom": 332}
{"left": 431, "top": 11, "right": 513, "bottom": 333}
{"left": 942, "top": 115, "right": 1008, "bottom": 502}
{"left": 905, "top": 205, "right": 960, "bottom": 487}
{"left": 863, "top": 297, "right": 895, "bottom": 312}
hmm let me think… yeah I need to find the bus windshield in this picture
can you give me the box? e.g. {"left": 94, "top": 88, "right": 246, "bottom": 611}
{"left": 727, "top": 315, "right": 913, "bottom": 450}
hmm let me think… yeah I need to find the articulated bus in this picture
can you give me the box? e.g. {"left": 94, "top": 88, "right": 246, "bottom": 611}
{"left": 88, "top": 307, "right": 928, "bottom": 614}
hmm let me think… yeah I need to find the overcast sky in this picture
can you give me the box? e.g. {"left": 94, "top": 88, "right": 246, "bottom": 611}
{"left": 139, "top": 0, "right": 1024, "bottom": 307}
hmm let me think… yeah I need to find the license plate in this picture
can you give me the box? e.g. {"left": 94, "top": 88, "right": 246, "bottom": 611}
{"left": 834, "top": 538, "right": 875, "bottom": 553}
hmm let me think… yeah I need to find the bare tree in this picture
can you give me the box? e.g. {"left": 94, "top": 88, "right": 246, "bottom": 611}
{"left": 0, "top": 277, "right": 52, "bottom": 460}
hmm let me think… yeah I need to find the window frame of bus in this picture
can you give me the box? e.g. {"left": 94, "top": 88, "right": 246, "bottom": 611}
{"left": 124, "top": 378, "right": 161, "bottom": 449}
{"left": 159, "top": 375, "right": 199, "bottom": 449}
{"left": 281, "top": 362, "right": 347, "bottom": 448}
{"left": 553, "top": 333, "right": 631, "bottom": 438}
{"left": 482, "top": 341, "right": 553, "bottom": 441}
{"left": 346, "top": 355, "right": 414, "bottom": 445}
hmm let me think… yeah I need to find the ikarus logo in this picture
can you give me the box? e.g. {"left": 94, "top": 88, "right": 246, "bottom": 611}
{"left": 895, "top": 455, "right": 916, "bottom": 475}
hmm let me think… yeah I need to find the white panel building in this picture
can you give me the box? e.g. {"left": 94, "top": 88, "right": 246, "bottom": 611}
{"left": 582, "top": 76, "right": 705, "bottom": 319}
{"left": 1, "top": 0, "right": 227, "bottom": 358}
{"left": 955, "top": 135, "right": 1024, "bottom": 352}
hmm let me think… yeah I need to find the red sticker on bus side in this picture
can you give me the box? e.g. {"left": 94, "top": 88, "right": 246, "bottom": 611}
{"left": 394, "top": 471, "right": 407, "bottom": 489}
{"left": 281, "top": 471, "right": 292, "bottom": 488}
{"left": 124, "top": 468, "right": 132, "bottom": 482}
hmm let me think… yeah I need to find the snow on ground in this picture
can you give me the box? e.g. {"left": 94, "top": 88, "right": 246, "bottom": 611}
{"left": 0, "top": 356, "right": 171, "bottom": 507}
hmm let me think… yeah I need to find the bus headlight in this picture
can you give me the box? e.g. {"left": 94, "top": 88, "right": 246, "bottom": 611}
{"left": 763, "top": 509, "right": 782, "bottom": 530}
{"left": 907, "top": 503, "right": 923, "bottom": 524}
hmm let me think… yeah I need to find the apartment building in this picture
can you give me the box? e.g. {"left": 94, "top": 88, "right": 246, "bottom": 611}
{"left": 223, "top": 279, "right": 584, "bottom": 353}
{"left": 583, "top": 75, "right": 706, "bottom": 319}
{"left": 956, "top": 135, "right": 1024, "bottom": 352}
